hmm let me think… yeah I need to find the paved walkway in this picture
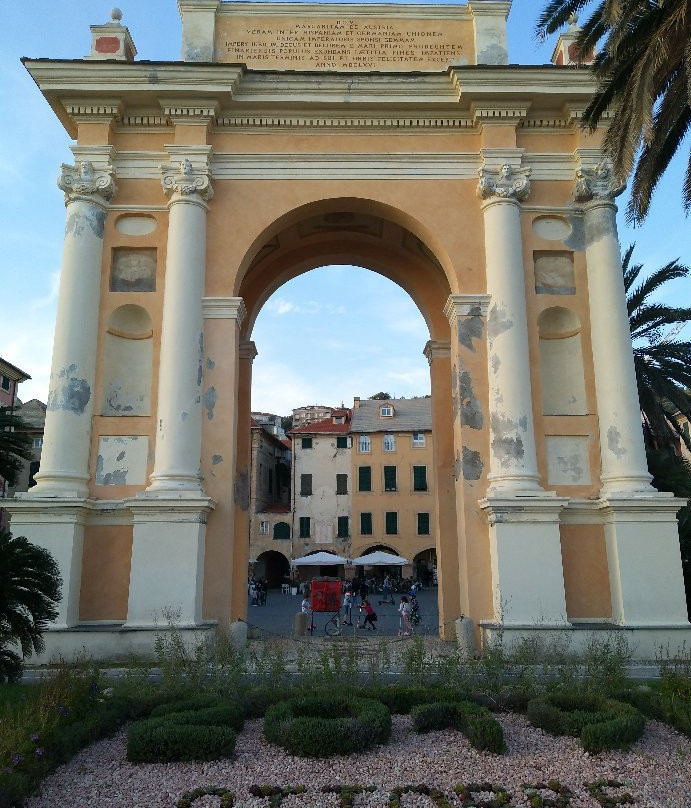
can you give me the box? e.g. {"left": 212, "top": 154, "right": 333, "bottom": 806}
{"left": 245, "top": 586, "right": 440, "bottom": 638}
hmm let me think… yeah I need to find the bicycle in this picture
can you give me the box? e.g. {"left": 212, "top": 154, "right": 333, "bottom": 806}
{"left": 324, "top": 611, "right": 342, "bottom": 636}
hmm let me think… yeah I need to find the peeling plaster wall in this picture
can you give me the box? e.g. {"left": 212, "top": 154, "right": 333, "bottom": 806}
{"left": 95, "top": 435, "right": 148, "bottom": 486}
{"left": 546, "top": 435, "right": 591, "bottom": 485}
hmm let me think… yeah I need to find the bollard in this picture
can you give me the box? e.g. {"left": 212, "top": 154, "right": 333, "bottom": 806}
{"left": 455, "top": 616, "right": 475, "bottom": 659}
{"left": 229, "top": 619, "right": 248, "bottom": 649}
{"left": 295, "top": 611, "right": 309, "bottom": 637}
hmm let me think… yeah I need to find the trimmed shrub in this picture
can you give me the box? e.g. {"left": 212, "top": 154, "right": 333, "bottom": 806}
{"left": 150, "top": 694, "right": 223, "bottom": 718}
{"left": 242, "top": 684, "right": 293, "bottom": 718}
{"left": 127, "top": 722, "right": 236, "bottom": 763}
{"left": 410, "top": 700, "right": 504, "bottom": 754}
{"left": 263, "top": 695, "right": 391, "bottom": 757}
{"left": 527, "top": 693, "right": 645, "bottom": 752}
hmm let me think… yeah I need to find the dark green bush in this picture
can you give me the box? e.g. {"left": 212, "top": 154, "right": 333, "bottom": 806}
{"left": 157, "top": 704, "right": 245, "bottom": 732}
{"left": 263, "top": 695, "right": 391, "bottom": 757}
{"left": 410, "top": 700, "right": 504, "bottom": 754}
{"left": 127, "top": 722, "right": 236, "bottom": 763}
{"left": 150, "top": 694, "right": 222, "bottom": 718}
{"left": 465, "top": 716, "right": 505, "bottom": 754}
{"left": 242, "top": 684, "right": 293, "bottom": 718}
{"left": 527, "top": 693, "right": 645, "bottom": 752}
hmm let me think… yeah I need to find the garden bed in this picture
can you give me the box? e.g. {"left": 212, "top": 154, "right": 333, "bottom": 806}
{"left": 24, "top": 712, "right": 691, "bottom": 808}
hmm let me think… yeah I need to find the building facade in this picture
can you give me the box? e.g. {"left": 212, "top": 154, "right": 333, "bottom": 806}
{"left": 0, "top": 358, "right": 30, "bottom": 409}
{"left": 290, "top": 410, "right": 352, "bottom": 576}
{"left": 292, "top": 405, "right": 335, "bottom": 430}
{"left": 8, "top": 0, "right": 690, "bottom": 660}
{"left": 351, "top": 397, "right": 436, "bottom": 580}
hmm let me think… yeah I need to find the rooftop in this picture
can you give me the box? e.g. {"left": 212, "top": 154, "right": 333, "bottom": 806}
{"left": 351, "top": 397, "right": 432, "bottom": 433}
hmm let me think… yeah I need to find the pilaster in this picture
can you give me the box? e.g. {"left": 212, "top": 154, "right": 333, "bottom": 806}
{"left": 468, "top": 1, "right": 511, "bottom": 65}
{"left": 178, "top": 0, "right": 220, "bottom": 62}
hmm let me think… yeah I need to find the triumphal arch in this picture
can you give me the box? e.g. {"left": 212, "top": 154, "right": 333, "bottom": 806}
{"left": 11, "top": 1, "right": 690, "bottom": 660}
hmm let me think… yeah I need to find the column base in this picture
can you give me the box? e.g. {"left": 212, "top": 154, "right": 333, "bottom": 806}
{"left": 600, "top": 473, "right": 654, "bottom": 497}
{"left": 146, "top": 472, "right": 205, "bottom": 496}
{"left": 486, "top": 472, "right": 544, "bottom": 496}
{"left": 598, "top": 494, "right": 689, "bottom": 626}
{"left": 5, "top": 497, "right": 89, "bottom": 628}
{"left": 124, "top": 495, "right": 215, "bottom": 628}
{"left": 24, "top": 472, "right": 90, "bottom": 499}
{"left": 481, "top": 494, "right": 569, "bottom": 626}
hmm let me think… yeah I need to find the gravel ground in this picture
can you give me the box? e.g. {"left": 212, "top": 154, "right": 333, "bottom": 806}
{"left": 26, "top": 714, "right": 691, "bottom": 808}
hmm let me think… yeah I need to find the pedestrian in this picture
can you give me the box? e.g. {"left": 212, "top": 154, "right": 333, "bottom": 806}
{"left": 360, "top": 599, "right": 377, "bottom": 630}
{"left": 250, "top": 580, "right": 258, "bottom": 606}
{"left": 342, "top": 588, "right": 353, "bottom": 625}
{"left": 398, "top": 595, "right": 412, "bottom": 635}
{"left": 381, "top": 574, "right": 393, "bottom": 605}
{"left": 301, "top": 595, "right": 311, "bottom": 614}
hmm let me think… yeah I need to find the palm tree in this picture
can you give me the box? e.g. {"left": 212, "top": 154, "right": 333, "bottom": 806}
{"left": 624, "top": 244, "right": 691, "bottom": 453}
{"left": 0, "top": 406, "right": 33, "bottom": 487}
{"left": 0, "top": 530, "right": 61, "bottom": 682}
{"left": 536, "top": 0, "right": 691, "bottom": 224}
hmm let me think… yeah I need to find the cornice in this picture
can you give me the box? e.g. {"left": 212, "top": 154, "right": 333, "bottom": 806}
{"left": 216, "top": 2, "right": 473, "bottom": 19}
{"left": 215, "top": 113, "right": 474, "bottom": 131}
{"left": 471, "top": 101, "right": 530, "bottom": 127}
{"left": 202, "top": 297, "right": 247, "bottom": 323}
{"left": 444, "top": 294, "right": 491, "bottom": 322}
{"left": 423, "top": 340, "right": 451, "bottom": 364}
{"left": 61, "top": 97, "right": 123, "bottom": 125}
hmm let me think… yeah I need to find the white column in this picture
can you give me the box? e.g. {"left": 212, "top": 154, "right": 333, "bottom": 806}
{"left": 574, "top": 161, "right": 652, "bottom": 495}
{"left": 32, "top": 160, "right": 116, "bottom": 497}
{"left": 147, "top": 152, "right": 213, "bottom": 494}
{"left": 477, "top": 163, "right": 542, "bottom": 494}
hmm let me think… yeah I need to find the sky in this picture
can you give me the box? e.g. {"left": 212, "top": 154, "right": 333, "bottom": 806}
{"left": 0, "top": 1, "right": 688, "bottom": 416}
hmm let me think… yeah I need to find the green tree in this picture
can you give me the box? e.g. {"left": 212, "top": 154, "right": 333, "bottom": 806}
{"left": 0, "top": 406, "right": 33, "bottom": 487}
{"left": 0, "top": 531, "right": 62, "bottom": 682}
{"left": 624, "top": 244, "right": 691, "bottom": 453}
{"left": 536, "top": 0, "right": 691, "bottom": 223}
{"left": 280, "top": 415, "right": 293, "bottom": 432}
{"left": 369, "top": 392, "right": 392, "bottom": 400}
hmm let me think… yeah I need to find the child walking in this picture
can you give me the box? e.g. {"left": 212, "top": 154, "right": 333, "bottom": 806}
{"left": 360, "top": 599, "right": 377, "bottom": 630}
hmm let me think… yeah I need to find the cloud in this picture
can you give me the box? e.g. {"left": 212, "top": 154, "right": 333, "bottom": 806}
{"left": 265, "top": 297, "right": 347, "bottom": 317}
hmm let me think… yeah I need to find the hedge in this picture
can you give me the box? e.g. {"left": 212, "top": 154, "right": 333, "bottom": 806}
{"left": 263, "top": 695, "right": 391, "bottom": 757}
{"left": 410, "top": 701, "right": 505, "bottom": 754}
{"left": 527, "top": 693, "right": 645, "bottom": 753}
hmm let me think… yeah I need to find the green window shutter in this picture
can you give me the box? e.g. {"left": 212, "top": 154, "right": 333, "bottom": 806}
{"left": 299, "top": 517, "right": 310, "bottom": 538}
{"left": 336, "top": 473, "right": 348, "bottom": 495}
{"left": 385, "top": 512, "right": 398, "bottom": 535}
{"left": 360, "top": 512, "right": 373, "bottom": 535}
{"left": 336, "top": 436, "right": 348, "bottom": 449}
{"left": 301, "top": 437, "right": 312, "bottom": 449}
{"left": 273, "top": 521, "right": 290, "bottom": 540}
{"left": 413, "top": 465, "right": 427, "bottom": 491}
{"left": 417, "top": 512, "right": 430, "bottom": 535}
{"left": 384, "top": 465, "right": 397, "bottom": 491}
{"left": 358, "top": 466, "right": 372, "bottom": 492}
{"left": 337, "top": 516, "right": 349, "bottom": 538}
{"left": 300, "top": 474, "right": 312, "bottom": 496}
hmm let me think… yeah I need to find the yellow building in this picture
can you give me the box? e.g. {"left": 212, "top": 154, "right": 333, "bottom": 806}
{"left": 351, "top": 397, "right": 436, "bottom": 582}
{"left": 7, "top": 1, "right": 690, "bottom": 660}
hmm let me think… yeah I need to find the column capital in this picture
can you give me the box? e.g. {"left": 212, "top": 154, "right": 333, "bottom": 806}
{"left": 477, "top": 163, "right": 531, "bottom": 202}
{"left": 423, "top": 340, "right": 451, "bottom": 365}
{"left": 573, "top": 158, "right": 625, "bottom": 203}
{"left": 444, "top": 294, "right": 491, "bottom": 323}
{"left": 202, "top": 297, "right": 246, "bottom": 325}
{"left": 58, "top": 159, "right": 117, "bottom": 206}
{"left": 239, "top": 339, "right": 258, "bottom": 362}
{"left": 161, "top": 147, "right": 213, "bottom": 202}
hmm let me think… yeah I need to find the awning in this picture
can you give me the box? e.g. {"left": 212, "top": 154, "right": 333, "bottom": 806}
{"left": 351, "top": 550, "right": 409, "bottom": 566}
{"left": 291, "top": 551, "right": 349, "bottom": 566}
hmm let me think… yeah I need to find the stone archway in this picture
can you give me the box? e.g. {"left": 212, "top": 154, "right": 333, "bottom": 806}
{"left": 255, "top": 550, "right": 290, "bottom": 589}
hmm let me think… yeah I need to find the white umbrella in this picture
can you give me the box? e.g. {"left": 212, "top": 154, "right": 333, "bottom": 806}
{"left": 351, "top": 550, "right": 409, "bottom": 566}
{"left": 291, "top": 551, "right": 349, "bottom": 566}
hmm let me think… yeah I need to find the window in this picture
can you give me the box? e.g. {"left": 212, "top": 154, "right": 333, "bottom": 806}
{"left": 413, "top": 465, "right": 428, "bottom": 491}
{"left": 358, "top": 435, "right": 371, "bottom": 453}
{"left": 0, "top": 375, "right": 9, "bottom": 392}
{"left": 412, "top": 432, "right": 426, "bottom": 447}
{"left": 384, "top": 465, "right": 397, "bottom": 492}
{"left": 360, "top": 512, "right": 373, "bottom": 535}
{"left": 417, "top": 512, "right": 430, "bottom": 536}
{"left": 336, "top": 473, "right": 348, "bottom": 495}
{"left": 383, "top": 434, "right": 396, "bottom": 452}
{"left": 259, "top": 521, "right": 269, "bottom": 535}
{"left": 301, "top": 437, "right": 313, "bottom": 449}
{"left": 385, "top": 511, "right": 398, "bottom": 535}
{"left": 337, "top": 516, "right": 349, "bottom": 538}
{"left": 358, "top": 466, "right": 372, "bottom": 492}
{"left": 380, "top": 404, "right": 393, "bottom": 417}
{"left": 300, "top": 473, "right": 312, "bottom": 496}
{"left": 299, "top": 517, "right": 311, "bottom": 538}
{"left": 336, "top": 435, "right": 348, "bottom": 449}
{"left": 273, "top": 521, "right": 290, "bottom": 540}
{"left": 33, "top": 438, "right": 43, "bottom": 449}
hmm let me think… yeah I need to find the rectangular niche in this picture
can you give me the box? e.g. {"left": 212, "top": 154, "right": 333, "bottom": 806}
{"left": 534, "top": 251, "right": 575, "bottom": 295}
{"left": 95, "top": 435, "right": 148, "bottom": 486}
{"left": 110, "top": 248, "right": 157, "bottom": 292}
{"left": 546, "top": 436, "right": 591, "bottom": 485}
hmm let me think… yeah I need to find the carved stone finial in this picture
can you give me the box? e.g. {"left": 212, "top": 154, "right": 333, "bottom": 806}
{"left": 568, "top": 12, "right": 579, "bottom": 27}
{"left": 161, "top": 159, "right": 214, "bottom": 201}
{"left": 573, "top": 160, "right": 625, "bottom": 203}
{"left": 57, "top": 160, "right": 117, "bottom": 204}
{"left": 110, "top": 8, "right": 123, "bottom": 23}
{"left": 477, "top": 163, "right": 531, "bottom": 202}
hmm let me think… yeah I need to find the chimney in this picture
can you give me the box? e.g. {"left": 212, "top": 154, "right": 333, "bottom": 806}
{"left": 86, "top": 8, "right": 137, "bottom": 61}
{"left": 353, "top": 397, "right": 361, "bottom": 409}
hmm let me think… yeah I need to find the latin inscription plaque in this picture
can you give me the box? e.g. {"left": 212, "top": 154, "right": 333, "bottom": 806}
{"left": 215, "top": 13, "right": 474, "bottom": 71}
